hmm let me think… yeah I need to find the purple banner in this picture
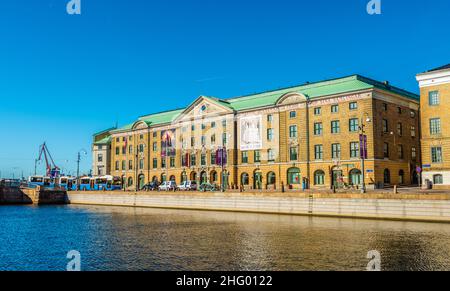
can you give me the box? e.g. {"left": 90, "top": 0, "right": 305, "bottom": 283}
{"left": 216, "top": 148, "right": 227, "bottom": 166}
{"left": 359, "top": 134, "right": 368, "bottom": 159}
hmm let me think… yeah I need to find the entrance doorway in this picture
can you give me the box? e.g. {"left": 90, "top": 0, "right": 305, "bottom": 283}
{"left": 254, "top": 170, "right": 263, "bottom": 190}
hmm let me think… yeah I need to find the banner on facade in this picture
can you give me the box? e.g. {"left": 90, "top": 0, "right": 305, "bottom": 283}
{"left": 359, "top": 134, "right": 368, "bottom": 159}
{"left": 240, "top": 115, "right": 262, "bottom": 151}
{"left": 161, "top": 129, "right": 176, "bottom": 157}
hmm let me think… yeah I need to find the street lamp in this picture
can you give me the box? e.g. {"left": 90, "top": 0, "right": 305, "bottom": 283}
{"left": 359, "top": 113, "right": 372, "bottom": 194}
{"left": 76, "top": 149, "right": 87, "bottom": 190}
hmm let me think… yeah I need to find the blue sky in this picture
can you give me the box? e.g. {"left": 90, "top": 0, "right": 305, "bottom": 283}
{"left": 0, "top": 0, "right": 448, "bottom": 178}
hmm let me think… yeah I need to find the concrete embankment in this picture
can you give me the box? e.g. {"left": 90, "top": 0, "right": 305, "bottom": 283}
{"left": 67, "top": 191, "right": 450, "bottom": 223}
{"left": 0, "top": 186, "right": 68, "bottom": 205}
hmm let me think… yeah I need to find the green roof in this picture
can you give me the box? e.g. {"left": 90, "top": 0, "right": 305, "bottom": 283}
{"left": 108, "top": 75, "right": 419, "bottom": 134}
{"left": 225, "top": 75, "right": 418, "bottom": 111}
{"left": 138, "top": 109, "right": 184, "bottom": 126}
{"left": 94, "top": 136, "right": 111, "bottom": 145}
{"left": 93, "top": 127, "right": 116, "bottom": 137}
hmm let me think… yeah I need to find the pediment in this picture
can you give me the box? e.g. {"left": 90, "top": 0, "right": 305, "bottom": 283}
{"left": 276, "top": 92, "right": 308, "bottom": 105}
{"left": 174, "top": 96, "right": 233, "bottom": 123}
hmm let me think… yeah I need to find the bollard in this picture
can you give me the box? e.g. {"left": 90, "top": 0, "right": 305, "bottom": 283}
{"left": 393, "top": 185, "right": 398, "bottom": 194}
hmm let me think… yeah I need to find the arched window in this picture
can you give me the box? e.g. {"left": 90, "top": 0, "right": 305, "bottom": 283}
{"left": 127, "top": 177, "right": 133, "bottom": 187}
{"left": 384, "top": 169, "right": 391, "bottom": 184}
{"left": 161, "top": 173, "right": 167, "bottom": 183}
{"left": 398, "top": 170, "right": 405, "bottom": 185}
{"left": 287, "top": 168, "right": 301, "bottom": 185}
{"left": 200, "top": 171, "right": 208, "bottom": 184}
{"left": 190, "top": 171, "right": 197, "bottom": 182}
{"left": 181, "top": 171, "right": 187, "bottom": 183}
{"left": 241, "top": 173, "right": 249, "bottom": 185}
{"left": 349, "top": 169, "right": 362, "bottom": 186}
{"left": 433, "top": 174, "right": 443, "bottom": 185}
{"left": 314, "top": 170, "right": 325, "bottom": 185}
{"left": 210, "top": 171, "right": 218, "bottom": 183}
{"left": 267, "top": 172, "right": 276, "bottom": 185}
{"left": 170, "top": 175, "right": 176, "bottom": 182}
{"left": 138, "top": 174, "right": 145, "bottom": 190}
{"left": 152, "top": 176, "right": 158, "bottom": 182}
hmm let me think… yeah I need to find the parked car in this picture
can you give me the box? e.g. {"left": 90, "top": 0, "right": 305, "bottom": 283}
{"left": 158, "top": 181, "right": 177, "bottom": 191}
{"left": 198, "top": 183, "right": 219, "bottom": 192}
{"left": 178, "top": 181, "right": 198, "bottom": 191}
{"left": 141, "top": 181, "right": 160, "bottom": 191}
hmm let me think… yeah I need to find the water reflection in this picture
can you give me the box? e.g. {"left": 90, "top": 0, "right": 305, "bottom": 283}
{"left": 0, "top": 205, "right": 450, "bottom": 270}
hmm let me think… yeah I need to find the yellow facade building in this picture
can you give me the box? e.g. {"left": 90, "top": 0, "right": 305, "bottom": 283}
{"left": 417, "top": 64, "right": 450, "bottom": 188}
{"left": 102, "top": 75, "right": 420, "bottom": 191}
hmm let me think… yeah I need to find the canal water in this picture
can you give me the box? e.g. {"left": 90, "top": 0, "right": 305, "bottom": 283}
{"left": 1, "top": 205, "right": 450, "bottom": 271}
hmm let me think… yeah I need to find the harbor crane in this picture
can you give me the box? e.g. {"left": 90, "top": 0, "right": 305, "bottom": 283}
{"left": 37, "top": 142, "right": 60, "bottom": 178}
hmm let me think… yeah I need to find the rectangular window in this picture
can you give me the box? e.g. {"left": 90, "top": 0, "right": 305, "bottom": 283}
{"left": 314, "top": 107, "right": 321, "bottom": 115}
{"left": 254, "top": 150, "right": 261, "bottom": 163}
{"left": 289, "top": 111, "right": 297, "bottom": 118}
{"left": 289, "top": 125, "right": 298, "bottom": 138}
{"left": 128, "top": 160, "right": 133, "bottom": 170}
{"left": 290, "top": 147, "right": 298, "bottom": 161}
{"left": 397, "top": 122, "right": 403, "bottom": 136}
{"left": 153, "top": 132, "right": 157, "bottom": 138}
{"left": 382, "top": 119, "right": 389, "bottom": 133}
{"left": 201, "top": 124, "right": 206, "bottom": 130}
{"left": 211, "top": 134, "right": 216, "bottom": 145}
{"left": 411, "top": 147, "right": 417, "bottom": 161}
{"left": 211, "top": 121, "right": 216, "bottom": 128}
{"left": 115, "top": 161, "right": 119, "bottom": 171}
{"left": 122, "top": 161, "right": 126, "bottom": 171}
{"left": 411, "top": 126, "right": 416, "bottom": 138}
{"left": 267, "top": 128, "right": 274, "bottom": 141}
{"left": 383, "top": 143, "right": 389, "bottom": 158}
{"left": 349, "top": 118, "right": 359, "bottom": 132}
{"left": 122, "top": 146, "right": 126, "bottom": 155}
{"left": 191, "top": 125, "right": 195, "bottom": 131}
{"left": 382, "top": 103, "right": 388, "bottom": 111}
{"left": 139, "top": 159, "right": 144, "bottom": 170}
{"left": 397, "top": 107, "right": 402, "bottom": 114}
{"left": 314, "top": 122, "right": 323, "bottom": 136}
{"left": 201, "top": 154, "right": 206, "bottom": 166}
{"left": 331, "top": 120, "right": 340, "bottom": 134}
{"left": 430, "top": 118, "right": 441, "bottom": 135}
{"left": 268, "top": 149, "right": 275, "bottom": 162}
{"left": 429, "top": 91, "right": 440, "bottom": 106}
{"left": 211, "top": 152, "right": 216, "bottom": 165}
{"left": 190, "top": 154, "right": 196, "bottom": 166}
{"left": 161, "top": 159, "right": 166, "bottom": 169}
{"left": 98, "top": 154, "right": 103, "bottom": 162}
{"left": 241, "top": 151, "right": 248, "bottom": 164}
{"left": 350, "top": 142, "right": 359, "bottom": 158}
{"left": 152, "top": 158, "right": 158, "bottom": 169}
{"left": 191, "top": 137, "right": 195, "bottom": 147}
{"left": 115, "top": 147, "right": 120, "bottom": 155}
{"left": 314, "top": 145, "right": 323, "bottom": 160}
{"left": 398, "top": 145, "right": 404, "bottom": 159}
{"left": 331, "top": 105, "right": 339, "bottom": 113}
{"left": 222, "top": 119, "right": 227, "bottom": 128}
{"left": 349, "top": 102, "right": 358, "bottom": 110}
{"left": 332, "top": 143, "right": 341, "bottom": 159}
{"left": 128, "top": 145, "right": 133, "bottom": 155}
{"left": 267, "top": 115, "right": 273, "bottom": 122}
{"left": 431, "top": 147, "right": 443, "bottom": 163}
{"left": 170, "top": 157, "right": 175, "bottom": 168}
{"left": 201, "top": 136, "right": 206, "bottom": 145}
{"left": 153, "top": 142, "right": 157, "bottom": 152}
{"left": 222, "top": 133, "right": 227, "bottom": 146}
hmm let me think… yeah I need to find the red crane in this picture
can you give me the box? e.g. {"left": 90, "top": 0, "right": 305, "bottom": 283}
{"left": 37, "top": 142, "right": 60, "bottom": 178}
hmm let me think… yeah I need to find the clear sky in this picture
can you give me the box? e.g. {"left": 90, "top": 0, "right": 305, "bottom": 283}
{"left": 0, "top": 0, "right": 448, "bottom": 178}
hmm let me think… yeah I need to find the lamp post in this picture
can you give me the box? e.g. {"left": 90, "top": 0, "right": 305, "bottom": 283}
{"left": 359, "top": 113, "right": 372, "bottom": 194}
{"left": 76, "top": 149, "right": 87, "bottom": 190}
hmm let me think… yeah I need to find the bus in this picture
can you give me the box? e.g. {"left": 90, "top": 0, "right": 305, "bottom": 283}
{"left": 94, "top": 175, "right": 122, "bottom": 191}
{"left": 58, "top": 176, "right": 77, "bottom": 191}
{"left": 28, "top": 176, "right": 55, "bottom": 188}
